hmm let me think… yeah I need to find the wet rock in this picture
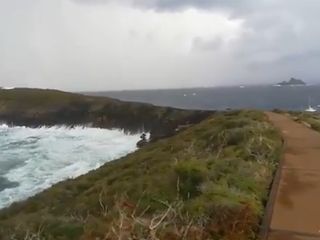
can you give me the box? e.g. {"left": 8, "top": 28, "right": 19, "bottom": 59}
{"left": 137, "top": 133, "right": 148, "bottom": 148}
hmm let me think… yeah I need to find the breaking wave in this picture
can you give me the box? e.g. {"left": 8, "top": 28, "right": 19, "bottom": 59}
{"left": 0, "top": 124, "right": 141, "bottom": 209}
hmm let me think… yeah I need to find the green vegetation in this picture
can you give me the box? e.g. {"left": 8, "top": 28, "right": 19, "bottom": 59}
{"left": 0, "top": 110, "right": 282, "bottom": 240}
{"left": 287, "top": 111, "right": 320, "bottom": 131}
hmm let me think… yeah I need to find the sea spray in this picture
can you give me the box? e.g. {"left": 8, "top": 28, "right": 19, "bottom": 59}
{"left": 0, "top": 125, "right": 141, "bottom": 209}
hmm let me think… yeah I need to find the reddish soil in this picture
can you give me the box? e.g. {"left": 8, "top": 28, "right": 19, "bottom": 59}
{"left": 266, "top": 112, "right": 320, "bottom": 240}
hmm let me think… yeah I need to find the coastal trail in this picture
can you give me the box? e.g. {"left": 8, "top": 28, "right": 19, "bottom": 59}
{"left": 264, "top": 112, "right": 320, "bottom": 240}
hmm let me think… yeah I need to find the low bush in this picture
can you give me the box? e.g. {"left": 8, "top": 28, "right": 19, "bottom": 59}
{"left": 175, "top": 159, "right": 207, "bottom": 199}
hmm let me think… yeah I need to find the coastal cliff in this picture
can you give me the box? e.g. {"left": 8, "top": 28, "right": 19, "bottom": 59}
{"left": 0, "top": 88, "right": 211, "bottom": 141}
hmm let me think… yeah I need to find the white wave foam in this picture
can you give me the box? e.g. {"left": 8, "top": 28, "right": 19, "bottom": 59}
{"left": 0, "top": 124, "right": 9, "bottom": 129}
{"left": 0, "top": 126, "right": 141, "bottom": 209}
{"left": 1, "top": 87, "right": 15, "bottom": 90}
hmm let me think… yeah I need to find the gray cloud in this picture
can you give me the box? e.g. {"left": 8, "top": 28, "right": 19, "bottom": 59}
{"left": 133, "top": 0, "right": 236, "bottom": 11}
{"left": 134, "top": 0, "right": 258, "bottom": 13}
{"left": 192, "top": 37, "right": 223, "bottom": 52}
{"left": 74, "top": 0, "right": 256, "bottom": 12}
{"left": 0, "top": 0, "right": 320, "bottom": 91}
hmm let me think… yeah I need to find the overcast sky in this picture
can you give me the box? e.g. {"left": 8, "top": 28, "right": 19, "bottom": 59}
{"left": 0, "top": 0, "right": 320, "bottom": 91}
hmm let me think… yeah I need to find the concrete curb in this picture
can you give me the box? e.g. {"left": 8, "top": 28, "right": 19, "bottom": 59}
{"left": 259, "top": 112, "right": 287, "bottom": 240}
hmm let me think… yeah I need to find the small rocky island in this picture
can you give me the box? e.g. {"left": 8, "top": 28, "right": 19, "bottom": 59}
{"left": 277, "top": 77, "right": 306, "bottom": 86}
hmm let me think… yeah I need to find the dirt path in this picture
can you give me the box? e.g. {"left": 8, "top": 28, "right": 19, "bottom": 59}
{"left": 265, "top": 112, "right": 320, "bottom": 240}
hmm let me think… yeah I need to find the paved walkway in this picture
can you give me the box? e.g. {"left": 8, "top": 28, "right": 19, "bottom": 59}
{"left": 266, "top": 112, "right": 320, "bottom": 240}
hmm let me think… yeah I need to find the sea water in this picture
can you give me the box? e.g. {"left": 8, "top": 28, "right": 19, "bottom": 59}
{"left": 0, "top": 124, "right": 141, "bottom": 209}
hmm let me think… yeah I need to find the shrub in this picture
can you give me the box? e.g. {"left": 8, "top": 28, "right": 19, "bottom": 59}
{"left": 308, "top": 119, "right": 320, "bottom": 131}
{"left": 46, "top": 221, "right": 84, "bottom": 240}
{"left": 225, "top": 128, "right": 248, "bottom": 145}
{"left": 175, "top": 159, "right": 207, "bottom": 200}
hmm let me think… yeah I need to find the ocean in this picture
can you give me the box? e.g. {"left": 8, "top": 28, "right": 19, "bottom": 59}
{"left": 0, "top": 125, "right": 140, "bottom": 209}
{"left": 85, "top": 85, "right": 320, "bottom": 111}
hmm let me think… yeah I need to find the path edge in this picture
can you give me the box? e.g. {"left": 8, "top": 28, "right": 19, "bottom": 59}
{"left": 258, "top": 112, "right": 287, "bottom": 240}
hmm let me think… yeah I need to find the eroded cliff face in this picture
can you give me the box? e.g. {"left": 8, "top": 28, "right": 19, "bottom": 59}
{"left": 0, "top": 88, "right": 212, "bottom": 140}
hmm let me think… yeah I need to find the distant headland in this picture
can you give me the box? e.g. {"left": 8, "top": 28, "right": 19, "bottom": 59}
{"left": 276, "top": 78, "right": 306, "bottom": 86}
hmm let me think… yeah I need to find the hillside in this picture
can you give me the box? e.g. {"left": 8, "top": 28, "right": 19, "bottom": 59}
{"left": 0, "top": 88, "right": 211, "bottom": 140}
{"left": 286, "top": 111, "right": 320, "bottom": 131}
{"left": 0, "top": 110, "right": 282, "bottom": 240}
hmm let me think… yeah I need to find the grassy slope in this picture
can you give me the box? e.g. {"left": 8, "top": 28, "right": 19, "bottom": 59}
{"left": 273, "top": 109, "right": 320, "bottom": 131}
{"left": 285, "top": 111, "right": 320, "bottom": 132}
{"left": 0, "top": 110, "right": 282, "bottom": 240}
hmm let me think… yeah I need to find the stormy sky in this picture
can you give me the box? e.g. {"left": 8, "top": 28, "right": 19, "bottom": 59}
{"left": 0, "top": 0, "right": 319, "bottom": 91}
